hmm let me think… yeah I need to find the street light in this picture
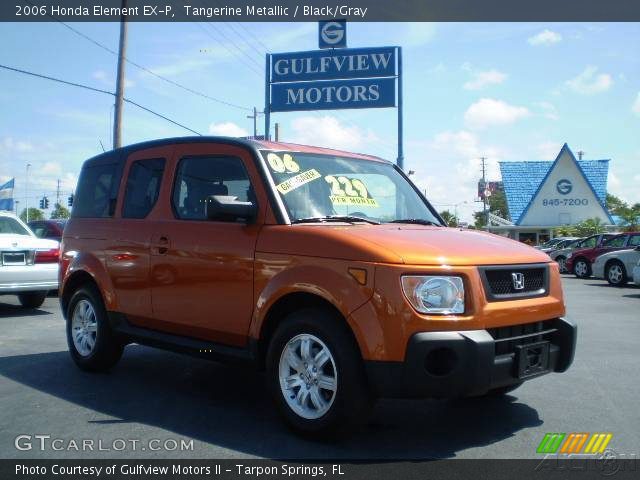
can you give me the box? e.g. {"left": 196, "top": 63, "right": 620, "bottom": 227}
{"left": 25, "top": 163, "right": 31, "bottom": 222}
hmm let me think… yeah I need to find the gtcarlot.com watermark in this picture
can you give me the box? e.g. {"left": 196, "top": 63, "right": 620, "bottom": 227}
{"left": 15, "top": 434, "right": 194, "bottom": 452}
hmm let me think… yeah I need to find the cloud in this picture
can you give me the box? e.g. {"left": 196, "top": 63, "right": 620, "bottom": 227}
{"left": 288, "top": 115, "right": 379, "bottom": 152}
{"left": 566, "top": 66, "right": 613, "bottom": 94}
{"left": 402, "top": 23, "right": 437, "bottom": 47}
{"left": 632, "top": 92, "right": 640, "bottom": 115}
{"left": 208, "top": 122, "right": 248, "bottom": 137}
{"left": 463, "top": 98, "right": 530, "bottom": 130}
{"left": 536, "top": 101, "right": 559, "bottom": 120}
{"left": 528, "top": 29, "right": 562, "bottom": 46}
{"left": 536, "top": 141, "right": 563, "bottom": 159}
{"left": 41, "top": 161, "right": 62, "bottom": 176}
{"left": 92, "top": 70, "right": 135, "bottom": 89}
{"left": 0, "top": 137, "right": 34, "bottom": 153}
{"left": 464, "top": 69, "right": 507, "bottom": 90}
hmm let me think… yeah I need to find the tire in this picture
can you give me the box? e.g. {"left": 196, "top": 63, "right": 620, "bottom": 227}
{"left": 573, "top": 258, "right": 591, "bottom": 278}
{"left": 66, "top": 286, "right": 123, "bottom": 372}
{"left": 606, "top": 261, "right": 627, "bottom": 287}
{"left": 266, "top": 307, "right": 373, "bottom": 437}
{"left": 486, "top": 383, "right": 522, "bottom": 397}
{"left": 556, "top": 256, "right": 567, "bottom": 274}
{"left": 18, "top": 291, "right": 47, "bottom": 309}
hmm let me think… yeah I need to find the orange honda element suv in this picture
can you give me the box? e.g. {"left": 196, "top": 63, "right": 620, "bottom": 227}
{"left": 61, "top": 137, "right": 576, "bottom": 436}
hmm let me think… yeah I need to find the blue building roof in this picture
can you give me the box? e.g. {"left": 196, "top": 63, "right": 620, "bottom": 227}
{"left": 499, "top": 144, "right": 610, "bottom": 224}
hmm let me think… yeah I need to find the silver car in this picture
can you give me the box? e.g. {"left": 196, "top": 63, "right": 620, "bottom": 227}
{"left": 0, "top": 212, "right": 59, "bottom": 308}
{"left": 549, "top": 238, "right": 584, "bottom": 273}
{"left": 592, "top": 247, "right": 640, "bottom": 286}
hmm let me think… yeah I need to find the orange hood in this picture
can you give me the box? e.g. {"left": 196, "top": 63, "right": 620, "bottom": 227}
{"left": 257, "top": 225, "right": 551, "bottom": 266}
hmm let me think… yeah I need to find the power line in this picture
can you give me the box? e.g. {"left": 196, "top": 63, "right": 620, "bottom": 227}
{"left": 0, "top": 63, "right": 203, "bottom": 136}
{"left": 55, "top": 20, "right": 253, "bottom": 112}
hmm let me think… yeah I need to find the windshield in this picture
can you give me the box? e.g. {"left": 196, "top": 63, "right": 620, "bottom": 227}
{"left": 0, "top": 216, "right": 31, "bottom": 235}
{"left": 261, "top": 151, "right": 442, "bottom": 225}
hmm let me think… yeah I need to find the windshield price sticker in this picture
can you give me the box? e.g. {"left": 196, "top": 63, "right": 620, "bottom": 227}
{"left": 325, "top": 175, "right": 379, "bottom": 207}
{"left": 276, "top": 169, "right": 321, "bottom": 194}
{"left": 267, "top": 153, "right": 300, "bottom": 173}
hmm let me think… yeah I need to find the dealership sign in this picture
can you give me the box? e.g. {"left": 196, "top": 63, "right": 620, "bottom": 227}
{"left": 264, "top": 22, "right": 403, "bottom": 166}
{"left": 268, "top": 47, "right": 397, "bottom": 112}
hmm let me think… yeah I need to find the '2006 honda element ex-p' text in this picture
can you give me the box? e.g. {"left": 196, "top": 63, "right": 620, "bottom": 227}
{"left": 60, "top": 137, "right": 576, "bottom": 436}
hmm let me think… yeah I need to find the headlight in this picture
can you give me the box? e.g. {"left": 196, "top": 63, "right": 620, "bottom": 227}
{"left": 401, "top": 276, "right": 465, "bottom": 315}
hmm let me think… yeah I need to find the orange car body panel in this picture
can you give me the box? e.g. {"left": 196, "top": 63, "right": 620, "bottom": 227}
{"left": 61, "top": 138, "right": 566, "bottom": 364}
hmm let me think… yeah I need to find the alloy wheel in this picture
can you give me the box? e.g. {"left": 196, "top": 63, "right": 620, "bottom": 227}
{"left": 278, "top": 333, "right": 337, "bottom": 420}
{"left": 608, "top": 264, "right": 624, "bottom": 284}
{"left": 71, "top": 299, "right": 97, "bottom": 357}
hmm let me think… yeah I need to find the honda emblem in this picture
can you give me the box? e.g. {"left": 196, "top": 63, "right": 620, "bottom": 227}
{"left": 512, "top": 272, "right": 525, "bottom": 290}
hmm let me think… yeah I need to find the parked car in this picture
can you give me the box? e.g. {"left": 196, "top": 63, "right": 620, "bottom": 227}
{"left": 60, "top": 137, "right": 576, "bottom": 436}
{"left": 549, "top": 235, "right": 603, "bottom": 274}
{"left": 537, "top": 237, "right": 579, "bottom": 253}
{"left": 28, "top": 219, "right": 67, "bottom": 242}
{"left": 567, "top": 232, "right": 640, "bottom": 278}
{"left": 0, "top": 211, "right": 59, "bottom": 308}
{"left": 592, "top": 247, "right": 640, "bottom": 286}
{"left": 633, "top": 260, "right": 640, "bottom": 286}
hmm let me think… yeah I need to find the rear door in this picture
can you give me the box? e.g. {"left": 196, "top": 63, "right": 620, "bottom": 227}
{"left": 148, "top": 142, "right": 268, "bottom": 346}
{"left": 105, "top": 145, "right": 172, "bottom": 326}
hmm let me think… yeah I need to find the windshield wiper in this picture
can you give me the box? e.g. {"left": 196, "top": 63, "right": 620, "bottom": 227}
{"left": 388, "top": 219, "right": 442, "bottom": 226}
{"left": 292, "top": 215, "right": 381, "bottom": 225}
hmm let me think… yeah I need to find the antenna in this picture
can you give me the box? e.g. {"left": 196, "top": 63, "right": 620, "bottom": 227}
{"left": 99, "top": 140, "right": 106, "bottom": 152}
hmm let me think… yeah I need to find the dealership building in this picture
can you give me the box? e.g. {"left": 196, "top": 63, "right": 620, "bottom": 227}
{"left": 488, "top": 144, "right": 614, "bottom": 244}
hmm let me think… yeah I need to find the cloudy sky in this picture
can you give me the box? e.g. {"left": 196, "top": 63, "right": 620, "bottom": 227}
{"left": 1, "top": 22, "right": 639, "bottom": 221}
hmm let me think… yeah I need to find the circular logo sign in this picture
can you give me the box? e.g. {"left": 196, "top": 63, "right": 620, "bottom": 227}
{"left": 556, "top": 179, "right": 573, "bottom": 195}
{"left": 321, "top": 22, "right": 345, "bottom": 46}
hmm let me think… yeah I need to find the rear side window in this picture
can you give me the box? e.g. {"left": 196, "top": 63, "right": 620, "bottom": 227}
{"left": 628, "top": 235, "right": 640, "bottom": 247}
{"left": 72, "top": 162, "right": 120, "bottom": 218}
{"left": 172, "top": 156, "right": 252, "bottom": 221}
{"left": 122, "top": 158, "right": 165, "bottom": 219}
{"left": 604, "top": 235, "right": 626, "bottom": 247}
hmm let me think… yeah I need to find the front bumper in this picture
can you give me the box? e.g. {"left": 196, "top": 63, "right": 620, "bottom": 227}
{"left": 365, "top": 317, "right": 576, "bottom": 398}
{"left": 0, "top": 263, "right": 59, "bottom": 293}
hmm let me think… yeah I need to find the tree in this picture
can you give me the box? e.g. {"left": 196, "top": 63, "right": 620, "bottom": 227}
{"left": 439, "top": 210, "right": 458, "bottom": 227}
{"left": 50, "top": 203, "right": 71, "bottom": 219}
{"left": 19, "top": 208, "right": 44, "bottom": 222}
{"left": 606, "top": 193, "right": 627, "bottom": 216}
{"left": 618, "top": 204, "right": 640, "bottom": 231}
{"left": 473, "top": 189, "right": 510, "bottom": 228}
{"left": 573, "top": 217, "right": 606, "bottom": 236}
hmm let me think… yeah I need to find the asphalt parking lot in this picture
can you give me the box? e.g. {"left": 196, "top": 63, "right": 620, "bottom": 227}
{"left": 0, "top": 277, "right": 638, "bottom": 460}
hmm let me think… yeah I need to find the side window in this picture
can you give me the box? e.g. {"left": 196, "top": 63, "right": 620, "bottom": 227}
{"left": 581, "top": 236, "right": 597, "bottom": 248}
{"left": 122, "top": 158, "right": 165, "bottom": 219}
{"left": 172, "top": 156, "right": 252, "bottom": 221}
{"left": 72, "top": 163, "right": 119, "bottom": 218}
{"left": 31, "top": 225, "right": 47, "bottom": 238}
{"left": 628, "top": 235, "right": 640, "bottom": 247}
{"left": 604, "top": 236, "right": 625, "bottom": 247}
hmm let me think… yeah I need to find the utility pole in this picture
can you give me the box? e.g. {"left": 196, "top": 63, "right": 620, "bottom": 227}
{"left": 247, "top": 107, "right": 263, "bottom": 138}
{"left": 480, "top": 156, "right": 488, "bottom": 230}
{"left": 274, "top": 122, "right": 280, "bottom": 142}
{"left": 25, "top": 163, "right": 31, "bottom": 222}
{"left": 56, "top": 179, "right": 61, "bottom": 207}
{"left": 112, "top": 0, "right": 128, "bottom": 149}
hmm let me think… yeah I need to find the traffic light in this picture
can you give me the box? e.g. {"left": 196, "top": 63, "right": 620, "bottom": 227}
{"left": 39, "top": 198, "right": 44, "bottom": 209}
{"left": 43, "top": 196, "right": 49, "bottom": 209}
{"left": 68, "top": 194, "right": 74, "bottom": 207}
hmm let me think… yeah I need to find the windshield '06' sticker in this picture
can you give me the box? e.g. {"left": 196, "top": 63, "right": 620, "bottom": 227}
{"left": 276, "top": 169, "right": 321, "bottom": 194}
{"left": 267, "top": 152, "right": 300, "bottom": 174}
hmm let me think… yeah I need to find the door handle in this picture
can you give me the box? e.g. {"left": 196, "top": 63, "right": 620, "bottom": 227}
{"left": 153, "top": 236, "right": 170, "bottom": 255}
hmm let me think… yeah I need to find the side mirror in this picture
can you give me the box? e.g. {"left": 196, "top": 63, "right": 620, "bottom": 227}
{"left": 205, "top": 195, "right": 257, "bottom": 222}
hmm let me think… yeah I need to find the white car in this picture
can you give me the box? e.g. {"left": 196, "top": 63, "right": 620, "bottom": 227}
{"left": 0, "top": 212, "right": 59, "bottom": 308}
{"left": 592, "top": 247, "right": 640, "bottom": 287}
{"left": 633, "top": 261, "right": 640, "bottom": 286}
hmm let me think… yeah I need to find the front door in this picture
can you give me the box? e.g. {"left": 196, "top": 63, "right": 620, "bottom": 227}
{"left": 149, "top": 143, "right": 264, "bottom": 347}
